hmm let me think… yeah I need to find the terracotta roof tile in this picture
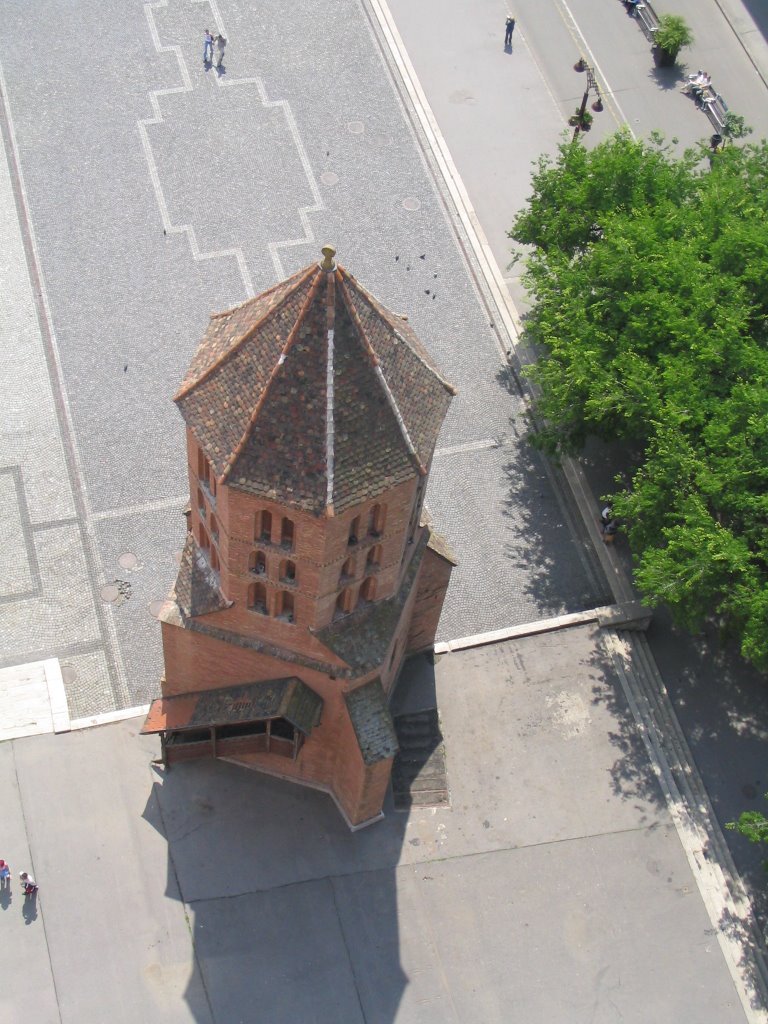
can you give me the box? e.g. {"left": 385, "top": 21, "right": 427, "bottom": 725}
{"left": 175, "top": 255, "right": 455, "bottom": 511}
{"left": 174, "top": 533, "right": 231, "bottom": 617}
{"left": 344, "top": 679, "right": 398, "bottom": 765}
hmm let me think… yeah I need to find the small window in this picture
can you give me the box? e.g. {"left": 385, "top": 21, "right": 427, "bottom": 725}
{"left": 210, "top": 513, "right": 219, "bottom": 544}
{"left": 217, "top": 721, "right": 266, "bottom": 740}
{"left": 340, "top": 556, "right": 355, "bottom": 582}
{"left": 197, "top": 449, "right": 207, "bottom": 481}
{"left": 248, "top": 581, "right": 268, "bottom": 615}
{"left": 348, "top": 516, "right": 360, "bottom": 546}
{"left": 197, "top": 487, "right": 206, "bottom": 520}
{"left": 279, "top": 559, "right": 296, "bottom": 583}
{"left": 270, "top": 717, "right": 295, "bottom": 740}
{"left": 281, "top": 517, "right": 295, "bottom": 550}
{"left": 199, "top": 523, "right": 210, "bottom": 552}
{"left": 368, "top": 503, "right": 386, "bottom": 538}
{"left": 255, "top": 510, "right": 272, "bottom": 543}
{"left": 366, "top": 545, "right": 382, "bottom": 569}
{"left": 277, "top": 590, "right": 294, "bottom": 623}
{"left": 250, "top": 551, "right": 267, "bottom": 576}
{"left": 336, "top": 587, "right": 356, "bottom": 616}
{"left": 361, "top": 577, "right": 376, "bottom": 602}
{"left": 208, "top": 467, "right": 217, "bottom": 498}
{"left": 210, "top": 546, "right": 220, "bottom": 573}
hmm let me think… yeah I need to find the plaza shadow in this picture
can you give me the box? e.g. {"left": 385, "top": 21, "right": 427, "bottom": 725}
{"left": 141, "top": 658, "right": 446, "bottom": 1023}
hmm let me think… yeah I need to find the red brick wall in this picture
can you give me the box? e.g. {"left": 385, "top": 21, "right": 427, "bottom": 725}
{"left": 406, "top": 547, "right": 453, "bottom": 655}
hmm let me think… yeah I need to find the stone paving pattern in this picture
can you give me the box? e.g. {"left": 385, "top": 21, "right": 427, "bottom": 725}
{"left": 0, "top": 0, "right": 609, "bottom": 717}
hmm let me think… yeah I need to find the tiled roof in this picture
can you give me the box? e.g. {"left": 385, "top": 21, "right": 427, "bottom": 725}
{"left": 344, "top": 679, "right": 398, "bottom": 765}
{"left": 142, "top": 677, "right": 323, "bottom": 737}
{"left": 174, "top": 533, "right": 231, "bottom": 617}
{"left": 175, "top": 252, "right": 455, "bottom": 514}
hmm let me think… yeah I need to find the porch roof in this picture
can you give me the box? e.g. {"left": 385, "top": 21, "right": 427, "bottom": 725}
{"left": 141, "top": 677, "right": 323, "bottom": 737}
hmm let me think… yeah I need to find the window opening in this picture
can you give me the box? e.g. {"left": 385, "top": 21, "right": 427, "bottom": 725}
{"left": 248, "top": 581, "right": 268, "bottom": 615}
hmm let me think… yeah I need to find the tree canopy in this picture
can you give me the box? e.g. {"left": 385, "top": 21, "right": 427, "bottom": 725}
{"left": 510, "top": 131, "right": 768, "bottom": 669}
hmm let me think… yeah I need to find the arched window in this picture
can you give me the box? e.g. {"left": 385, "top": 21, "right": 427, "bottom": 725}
{"left": 208, "top": 464, "right": 217, "bottom": 498}
{"left": 348, "top": 516, "right": 360, "bottom": 546}
{"left": 249, "top": 550, "right": 267, "bottom": 576}
{"left": 279, "top": 559, "right": 296, "bottom": 583}
{"left": 366, "top": 545, "right": 382, "bottom": 569}
{"left": 248, "top": 581, "right": 268, "bottom": 615}
{"left": 276, "top": 591, "right": 295, "bottom": 623}
{"left": 255, "top": 510, "right": 272, "bottom": 543}
{"left": 197, "top": 448, "right": 207, "bottom": 481}
{"left": 368, "top": 503, "right": 386, "bottom": 537}
{"left": 335, "top": 587, "right": 356, "bottom": 617}
{"left": 361, "top": 577, "right": 376, "bottom": 602}
{"left": 340, "top": 556, "right": 355, "bottom": 582}
{"left": 197, "top": 487, "right": 206, "bottom": 520}
{"left": 280, "top": 517, "right": 295, "bottom": 550}
{"left": 210, "top": 513, "right": 219, "bottom": 545}
{"left": 210, "top": 546, "right": 220, "bottom": 573}
{"left": 198, "top": 522, "right": 210, "bottom": 552}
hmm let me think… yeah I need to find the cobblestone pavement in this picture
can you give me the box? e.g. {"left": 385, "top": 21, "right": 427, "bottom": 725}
{"left": 0, "top": 0, "right": 610, "bottom": 719}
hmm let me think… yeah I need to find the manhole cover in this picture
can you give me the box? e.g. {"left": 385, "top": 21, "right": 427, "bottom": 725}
{"left": 347, "top": 120, "right": 365, "bottom": 134}
{"left": 100, "top": 580, "right": 132, "bottom": 606}
{"left": 118, "top": 552, "right": 139, "bottom": 570}
{"left": 320, "top": 171, "right": 339, "bottom": 186}
{"left": 149, "top": 599, "right": 171, "bottom": 619}
{"left": 61, "top": 665, "right": 77, "bottom": 685}
{"left": 402, "top": 197, "right": 421, "bottom": 211}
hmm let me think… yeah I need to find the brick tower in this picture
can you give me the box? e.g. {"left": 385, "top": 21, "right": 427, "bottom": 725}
{"left": 142, "top": 246, "right": 456, "bottom": 828}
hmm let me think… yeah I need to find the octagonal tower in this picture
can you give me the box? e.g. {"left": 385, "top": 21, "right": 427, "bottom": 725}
{"left": 142, "top": 247, "right": 457, "bottom": 828}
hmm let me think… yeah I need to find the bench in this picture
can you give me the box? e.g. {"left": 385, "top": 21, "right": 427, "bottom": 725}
{"left": 630, "top": 1, "right": 660, "bottom": 43}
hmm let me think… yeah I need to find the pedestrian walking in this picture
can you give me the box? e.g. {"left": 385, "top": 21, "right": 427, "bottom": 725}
{"left": 504, "top": 16, "right": 515, "bottom": 47}
{"left": 19, "top": 870, "right": 38, "bottom": 896}
{"left": 215, "top": 34, "right": 227, "bottom": 68}
{"left": 0, "top": 859, "right": 10, "bottom": 890}
{"left": 203, "top": 29, "right": 214, "bottom": 64}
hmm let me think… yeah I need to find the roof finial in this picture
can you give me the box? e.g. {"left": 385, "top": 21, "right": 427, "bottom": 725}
{"left": 320, "top": 244, "right": 337, "bottom": 272}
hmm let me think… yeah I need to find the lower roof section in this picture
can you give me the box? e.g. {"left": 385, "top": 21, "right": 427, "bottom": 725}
{"left": 141, "top": 677, "right": 323, "bottom": 737}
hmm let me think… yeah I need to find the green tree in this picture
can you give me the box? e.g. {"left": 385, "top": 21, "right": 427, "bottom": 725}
{"left": 510, "top": 131, "right": 768, "bottom": 668}
{"left": 726, "top": 796, "right": 768, "bottom": 868}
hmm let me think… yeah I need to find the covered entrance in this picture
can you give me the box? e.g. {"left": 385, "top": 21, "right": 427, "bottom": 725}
{"left": 141, "top": 677, "right": 323, "bottom": 767}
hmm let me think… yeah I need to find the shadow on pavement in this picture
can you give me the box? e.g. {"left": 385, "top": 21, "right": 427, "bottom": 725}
{"left": 140, "top": 658, "right": 445, "bottom": 1023}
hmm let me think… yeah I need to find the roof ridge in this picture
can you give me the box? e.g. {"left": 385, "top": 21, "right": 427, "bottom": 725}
{"left": 221, "top": 267, "right": 324, "bottom": 484}
{"left": 174, "top": 264, "right": 317, "bottom": 403}
{"left": 337, "top": 272, "right": 427, "bottom": 477}
{"left": 342, "top": 271, "right": 457, "bottom": 397}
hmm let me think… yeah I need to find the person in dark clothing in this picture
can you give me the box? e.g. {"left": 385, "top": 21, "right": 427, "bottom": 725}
{"left": 505, "top": 17, "right": 515, "bottom": 47}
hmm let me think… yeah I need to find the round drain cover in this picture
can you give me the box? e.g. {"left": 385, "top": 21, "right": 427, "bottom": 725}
{"left": 100, "top": 584, "right": 120, "bottom": 604}
{"left": 402, "top": 197, "right": 421, "bottom": 211}
{"left": 118, "top": 552, "right": 139, "bottom": 570}
{"left": 320, "top": 171, "right": 339, "bottom": 186}
{"left": 347, "top": 120, "right": 364, "bottom": 134}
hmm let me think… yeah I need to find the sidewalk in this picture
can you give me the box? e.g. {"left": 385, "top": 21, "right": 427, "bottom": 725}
{"left": 381, "top": 0, "right": 768, "bottom": 936}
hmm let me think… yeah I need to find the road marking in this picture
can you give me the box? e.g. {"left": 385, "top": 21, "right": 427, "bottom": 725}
{"left": 142, "top": 0, "right": 324, "bottom": 287}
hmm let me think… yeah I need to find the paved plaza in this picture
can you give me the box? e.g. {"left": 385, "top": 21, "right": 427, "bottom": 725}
{"left": 2, "top": 0, "right": 768, "bottom": 1020}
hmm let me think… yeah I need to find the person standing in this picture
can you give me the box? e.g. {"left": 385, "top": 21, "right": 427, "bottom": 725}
{"left": 0, "top": 859, "right": 10, "bottom": 890}
{"left": 215, "top": 34, "right": 226, "bottom": 68}
{"left": 504, "top": 16, "right": 515, "bottom": 47}
{"left": 203, "top": 29, "right": 214, "bottom": 64}
{"left": 19, "top": 870, "right": 37, "bottom": 896}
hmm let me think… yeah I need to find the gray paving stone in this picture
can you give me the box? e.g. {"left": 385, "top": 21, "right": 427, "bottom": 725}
{"left": 0, "top": 0, "right": 607, "bottom": 717}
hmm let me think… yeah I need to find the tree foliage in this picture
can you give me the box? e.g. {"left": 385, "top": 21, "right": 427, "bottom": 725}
{"left": 510, "top": 131, "right": 768, "bottom": 668}
{"left": 726, "top": 796, "right": 768, "bottom": 869}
